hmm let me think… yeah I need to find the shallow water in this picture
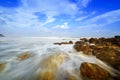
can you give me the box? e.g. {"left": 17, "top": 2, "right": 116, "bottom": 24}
{"left": 0, "top": 37, "right": 117, "bottom": 80}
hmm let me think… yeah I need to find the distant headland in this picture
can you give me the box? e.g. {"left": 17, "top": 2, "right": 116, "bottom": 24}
{"left": 0, "top": 34, "right": 5, "bottom": 37}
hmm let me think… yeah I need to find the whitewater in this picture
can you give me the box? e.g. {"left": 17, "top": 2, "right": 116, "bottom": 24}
{"left": 0, "top": 37, "right": 118, "bottom": 80}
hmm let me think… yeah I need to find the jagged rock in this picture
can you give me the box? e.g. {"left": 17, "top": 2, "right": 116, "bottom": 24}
{"left": 0, "top": 63, "right": 6, "bottom": 72}
{"left": 17, "top": 52, "right": 31, "bottom": 60}
{"left": 80, "top": 62, "right": 113, "bottom": 80}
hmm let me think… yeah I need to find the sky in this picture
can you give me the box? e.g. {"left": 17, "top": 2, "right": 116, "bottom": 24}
{"left": 0, "top": 0, "right": 120, "bottom": 37}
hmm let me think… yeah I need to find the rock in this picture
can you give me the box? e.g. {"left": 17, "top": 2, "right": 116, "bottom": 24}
{"left": 69, "top": 41, "right": 73, "bottom": 44}
{"left": 89, "top": 38, "right": 98, "bottom": 44}
{"left": 67, "top": 76, "right": 76, "bottom": 80}
{"left": 0, "top": 34, "right": 5, "bottom": 37}
{"left": 74, "top": 41, "right": 92, "bottom": 55}
{"left": 0, "top": 63, "right": 6, "bottom": 72}
{"left": 54, "top": 43, "right": 61, "bottom": 45}
{"left": 80, "top": 62, "right": 113, "bottom": 80}
{"left": 54, "top": 41, "right": 73, "bottom": 45}
{"left": 80, "top": 38, "right": 88, "bottom": 42}
{"left": 38, "top": 70, "right": 55, "bottom": 80}
{"left": 37, "top": 53, "right": 67, "bottom": 80}
{"left": 73, "top": 41, "right": 86, "bottom": 52}
{"left": 17, "top": 52, "right": 31, "bottom": 60}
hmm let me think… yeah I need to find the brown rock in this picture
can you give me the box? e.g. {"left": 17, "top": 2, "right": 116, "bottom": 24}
{"left": 73, "top": 41, "right": 86, "bottom": 52}
{"left": 89, "top": 38, "right": 98, "bottom": 44}
{"left": 54, "top": 41, "right": 73, "bottom": 45}
{"left": 80, "top": 38, "right": 88, "bottom": 42}
{"left": 37, "top": 53, "right": 67, "bottom": 80}
{"left": 0, "top": 63, "right": 6, "bottom": 72}
{"left": 17, "top": 52, "right": 31, "bottom": 60}
{"left": 69, "top": 41, "right": 73, "bottom": 44}
{"left": 74, "top": 41, "right": 92, "bottom": 55}
{"left": 67, "top": 76, "right": 76, "bottom": 80}
{"left": 80, "top": 62, "right": 112, "bottom": 80}
{"left": 38, "top": 70, "right": 55, "bottom": 80}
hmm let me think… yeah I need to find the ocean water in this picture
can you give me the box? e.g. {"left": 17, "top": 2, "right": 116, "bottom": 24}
{"left": 0, "top": 37, "right": 117, "bottom": 80}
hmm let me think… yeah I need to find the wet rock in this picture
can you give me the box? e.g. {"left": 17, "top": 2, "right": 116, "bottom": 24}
{"left": 17, "top": 52, "right": 31, "bottom": 60}
{"left": 54, "top": 43, "right": 62, "bottom": 45}
{"left": 74, "top": 41, "right": 92, "bottom": 55}
{"left": 80, "top": 62, "right": 113, "bottom": 80}
{"left": 89, "top": 38, "right": 98, "bottom": 44}
{"left": 0, "top": 63, "right": 6, "bottom": 72}
{"left": 92, "top": 47, "right": 119, "bottom": 67}
{"left": 37, "top": 53, "right": 67, "bottom": 80}
{"left": 67, "top": 76, "right": 76, "bottom": 80}
{"left": 54, "top": 41, "right": 73, "bottom": 45}
{"left": 80, "top": 38, "right": 88, "bottom": 42}
{"left": 69, "top": 41, "right": 73, "bottom": 44}
{"left": 73, "top": 41, "right": 86, "bottom": 51}
{"left": 38, "top": 70, "right": 55, "bottom": 80}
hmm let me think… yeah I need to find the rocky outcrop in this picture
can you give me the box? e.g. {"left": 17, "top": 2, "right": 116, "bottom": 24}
{"left": 73, "top": 36, "right": 120, "bottom": 79}
{"left": 80, "top": 62, "right": 113, "bottom": 80}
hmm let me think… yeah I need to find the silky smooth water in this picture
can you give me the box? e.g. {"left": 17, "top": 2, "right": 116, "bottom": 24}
{"left": 0, "top": 37, "right": 117, "bottom": 80}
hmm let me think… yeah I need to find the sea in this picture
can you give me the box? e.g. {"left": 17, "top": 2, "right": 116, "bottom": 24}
{"left": 0, "top": 37, "right": 117, "bottom": 80}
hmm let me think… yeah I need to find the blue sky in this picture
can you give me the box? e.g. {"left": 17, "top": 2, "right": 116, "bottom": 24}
{"left": 0, "top": 0, "right": 120, "bottom": 37}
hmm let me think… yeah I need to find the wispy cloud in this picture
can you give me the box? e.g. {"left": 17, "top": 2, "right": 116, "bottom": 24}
{"left": 77, "top": 9, "right": 120, "bottom": 28}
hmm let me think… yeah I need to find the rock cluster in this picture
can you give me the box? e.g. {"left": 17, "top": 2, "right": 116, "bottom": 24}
{"left": 73, "top": 36, "right": 120, "bottom": 79}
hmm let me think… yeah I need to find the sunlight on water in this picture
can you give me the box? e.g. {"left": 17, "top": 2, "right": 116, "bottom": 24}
{"left": 0, "top": 37, "right": 118, "bottom": 80}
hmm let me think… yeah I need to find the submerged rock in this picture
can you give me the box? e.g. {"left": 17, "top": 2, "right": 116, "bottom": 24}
{"left": 0, "top": 63, "right": 6, "bottom": 72}
{"left": 37, "top": 53, "right": 67, "bottom": 80}
{"left": 80, "top": 62, "right": 113, "bottom": 80}
{"left": 17, "top": 52, "right": 31, "bottom": 60}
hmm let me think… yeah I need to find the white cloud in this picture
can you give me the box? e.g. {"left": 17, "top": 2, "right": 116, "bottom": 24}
{"left": 52, "top": 22, "right": 69, "bottom": 29}
{"left": 77, "top": 9, "right": 120, "bottom": 29}
{"left": 87, "top": 9, "right": 120, "bottom": 25}
{"left": 81, "top": 0, "right": 91, "bottom": 7}
{"left": 0, "top": 0, "right": 92, "bottom": 36}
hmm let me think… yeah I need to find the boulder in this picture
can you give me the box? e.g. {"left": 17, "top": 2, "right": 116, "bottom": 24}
{"left": 80, "top": 62, "right": 113, "bottom": 80}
